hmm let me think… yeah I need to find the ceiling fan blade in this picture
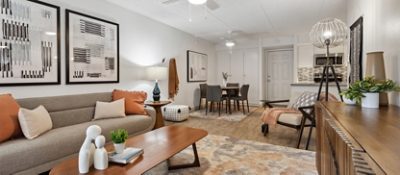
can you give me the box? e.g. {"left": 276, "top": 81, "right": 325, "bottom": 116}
{"left": 161, "top": 0, "right": 181, "bottom": 5}
{"left": 206, "top": 0, "right": 220, "bottom": 10}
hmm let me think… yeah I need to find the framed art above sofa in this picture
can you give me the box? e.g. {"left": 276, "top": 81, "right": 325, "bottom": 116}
{"left": 66, "top": 9, "right": 119, "bottom": 84}
{"left": 0, "top": 0, "right": 60, "bottom": 86}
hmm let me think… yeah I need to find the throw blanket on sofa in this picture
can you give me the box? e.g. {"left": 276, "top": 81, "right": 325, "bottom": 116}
{"left": 261, "top": 108, "right": 301, "bottom": 126}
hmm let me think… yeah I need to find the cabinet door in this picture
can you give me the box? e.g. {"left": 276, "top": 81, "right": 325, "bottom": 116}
{"left": 217, "top": 51, "right": 231, "bottom": 84}
{"left": 243, "top": 48, "right": 260, "bottom": 104}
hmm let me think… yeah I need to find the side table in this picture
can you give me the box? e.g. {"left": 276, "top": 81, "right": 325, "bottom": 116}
{"left": 145, "top": 101, "right": 171, "bottom": 129}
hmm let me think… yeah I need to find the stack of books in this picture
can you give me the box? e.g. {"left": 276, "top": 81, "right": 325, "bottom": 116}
{"left": 108, "top": 147, "right": 144, "bottom": 164}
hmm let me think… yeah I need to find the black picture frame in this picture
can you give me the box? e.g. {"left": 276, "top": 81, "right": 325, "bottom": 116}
{"left": 187, "top": 50, "right": 208, "bottom": 82}
{"left": 65, "top": 9, "right": 120, "bottom": 84}
{"left": 349, "top": 17, "right": 363, "bottom": 84}
{"left": 0, "top": 0, "right": 61, "bottom": 86}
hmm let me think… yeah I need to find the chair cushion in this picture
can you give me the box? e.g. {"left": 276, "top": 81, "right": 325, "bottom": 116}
{"left": 0, "top": 115, "right": 153, "bottom": 175}
{"left": 277, "top": 113, "right": 304, "bottom": 126}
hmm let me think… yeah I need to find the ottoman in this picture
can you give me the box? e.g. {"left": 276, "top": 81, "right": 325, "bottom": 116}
{"left": 163, "top": 105, "right": 190, "bottom": 122}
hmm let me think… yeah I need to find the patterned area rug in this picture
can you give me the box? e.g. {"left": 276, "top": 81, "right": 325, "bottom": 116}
{"left": 190, "top": 107, "right": 258, "bottom": 122}
{"left": 146, "top": 135, "right": 317, "bottom": 175}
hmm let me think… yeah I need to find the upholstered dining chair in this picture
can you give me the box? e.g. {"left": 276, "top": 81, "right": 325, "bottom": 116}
{"left": 260, "top": 91, "right": 320, "bottom": 150}
{"left": 198, "top": 83, "right": 207, "bottom": 110}
{"left": 206, "top": 85, "right": 227, "bottom": 116}
{"left": 232, "top": 84, "right": 250, "bottom": 114}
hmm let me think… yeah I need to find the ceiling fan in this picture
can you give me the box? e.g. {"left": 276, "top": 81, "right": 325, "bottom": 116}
{"left": 161, "top": 0, "right": 220, "bottom": 11}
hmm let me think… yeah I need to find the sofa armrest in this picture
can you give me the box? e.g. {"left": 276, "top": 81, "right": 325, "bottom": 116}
{"left": 145, "top": 107, "right": 156, "bottom": 125}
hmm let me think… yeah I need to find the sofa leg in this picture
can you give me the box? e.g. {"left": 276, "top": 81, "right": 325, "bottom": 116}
{"left": 261, "top": 124, "right": 269, "bottom": 136}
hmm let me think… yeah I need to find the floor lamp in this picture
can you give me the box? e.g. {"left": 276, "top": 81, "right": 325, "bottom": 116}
{"left": 310, "top": 18, "right": 348, "bottom": 102}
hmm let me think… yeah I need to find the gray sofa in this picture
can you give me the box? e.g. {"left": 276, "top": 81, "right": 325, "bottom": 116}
{"left": 0, "top": 92, "right": 156, "bottom": 175}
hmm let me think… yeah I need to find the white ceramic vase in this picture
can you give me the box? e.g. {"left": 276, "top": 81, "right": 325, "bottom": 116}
{"left": 222, "top": 79, "right": 227, "bottom": 87}
{"left": 343, "top": 97, "right": 356, "bottom": 105}
{"left": 114, "top": 143, "right": 125, "bottom": 154}
{"left": 362, "top": 93, "right": 379, "bottom": 108}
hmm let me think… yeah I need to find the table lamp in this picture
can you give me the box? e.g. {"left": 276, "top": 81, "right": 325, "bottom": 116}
{"left": 146, "top": 66, "right": 168, "bottom": 102}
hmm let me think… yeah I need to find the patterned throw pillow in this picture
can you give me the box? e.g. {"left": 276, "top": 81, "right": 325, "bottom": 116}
{"left": 290, "top": 92, "right": 318, "bottom": 109}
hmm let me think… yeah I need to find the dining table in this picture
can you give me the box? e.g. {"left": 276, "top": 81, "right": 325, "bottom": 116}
{"left": 221, "top": 86, "right": 240, "bottom": 114}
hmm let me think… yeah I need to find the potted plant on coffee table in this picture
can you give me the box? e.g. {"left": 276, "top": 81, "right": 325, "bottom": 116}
{"left": 345, "top": 77, "right": 400, "bottom": 108}
{"left": 111, "top": 129, "right": 128, "bottom": 154}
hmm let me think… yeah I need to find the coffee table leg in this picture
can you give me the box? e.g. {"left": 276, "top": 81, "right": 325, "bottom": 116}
{"left": 168, "top": 143, "right": 200, "bottom": 170}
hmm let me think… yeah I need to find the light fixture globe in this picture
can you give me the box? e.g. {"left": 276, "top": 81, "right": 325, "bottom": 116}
{"left": 309, "top": 18, "right": 348, "bottom": 48}
{"left": 225, "top": 40, "right": 236, "bottom": 47}
{"left": 188, "top": 0, "right": 207, "bottom": 5}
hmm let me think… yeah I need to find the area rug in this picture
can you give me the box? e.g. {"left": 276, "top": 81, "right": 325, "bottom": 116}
{"left": 146, "top": 134, "right": 317, "bottom": 175}
{"left": 190, "top": 107, "right": 258, "bottom": 122}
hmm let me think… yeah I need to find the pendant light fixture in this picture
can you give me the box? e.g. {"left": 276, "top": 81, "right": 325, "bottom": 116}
{"left": 188, "top": 0, "right": 207, "bottom": 5}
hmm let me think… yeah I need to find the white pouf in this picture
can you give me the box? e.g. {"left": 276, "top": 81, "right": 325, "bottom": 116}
{"left": 163, "top": 105, "right": 190, "bottom": 122}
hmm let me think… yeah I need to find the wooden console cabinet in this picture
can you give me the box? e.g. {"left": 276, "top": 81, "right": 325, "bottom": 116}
{"left": 315, "top": 102, "right": 400, "bottom": 175}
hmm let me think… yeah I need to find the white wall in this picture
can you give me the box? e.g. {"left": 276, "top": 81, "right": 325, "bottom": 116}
{"left": 347, "top": 0, "right": 400, "bottom": 106}
{"left": 0, "top": 0, "right": 217, "bottom": 108}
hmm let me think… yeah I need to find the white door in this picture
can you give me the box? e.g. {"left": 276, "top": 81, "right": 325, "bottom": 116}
{"left": 266, "top": 50, "right": 293, "bottom": 101}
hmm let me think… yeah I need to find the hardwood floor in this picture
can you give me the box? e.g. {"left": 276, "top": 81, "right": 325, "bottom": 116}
{"left": 166, "top": 107, "right": 316, "bottom": 151}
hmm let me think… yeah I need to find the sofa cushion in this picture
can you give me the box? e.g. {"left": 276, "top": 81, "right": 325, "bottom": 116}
{"left": 0, "top": 94, "right": 22, "bottom": 137}
{"left": 0, "top": 111, "right": 14, "bottom": 143}
{"left": 94, "top": 99, "right": 126, "bottom": 120}
{"left": 17, "top": 93, "right": 112, "bottom": 129}
{"left": 19, "top": 105, "right": 53, "bottom": 139}
{"left": 112, "top": 89, "right": 147, "bottom": 115}
{"left": 0, "top": 115, "right": 153, "bottom": 175}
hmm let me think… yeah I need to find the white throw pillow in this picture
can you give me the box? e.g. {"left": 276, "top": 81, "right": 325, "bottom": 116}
{"left": 94, "top": 98, "right": 126, "bottom": 120}
{"left": 18, "top": 105, "right": 53, "bottom": 139}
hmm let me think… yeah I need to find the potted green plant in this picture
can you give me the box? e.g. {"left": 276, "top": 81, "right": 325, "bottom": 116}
{"left": 110, "top": 129, "right": 128, "bottom": 154}
{"left": 340, "top": 86, "right": 363, "bottom": 105}
{"left": 343, "top": 77, "right": 400, "bottom": 108}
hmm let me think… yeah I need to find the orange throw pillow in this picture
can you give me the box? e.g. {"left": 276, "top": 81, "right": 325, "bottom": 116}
{"left": 112, "top": 90, "right": 147, "bottom": 115}
{"left": 0, "top": 94, "right": 22, "bottom": 138}
{"left": 0, "top": 111, "right": 14, "bottom": 143}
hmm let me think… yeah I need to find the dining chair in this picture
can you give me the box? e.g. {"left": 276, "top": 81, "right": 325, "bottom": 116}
{"left": 199, "top": 83, "right": 207, "bottom": 110}
{"left": 232, "top": 84, "right": 250, "bottom": 114}
{"left": 205, "top": 85, "right": 227, "bottom": 116}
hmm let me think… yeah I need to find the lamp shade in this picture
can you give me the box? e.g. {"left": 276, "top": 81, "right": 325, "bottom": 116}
{"left": 366, "top": 51, "right": 386, "bottom": 80}
{"left": 146, "top": 66, "right": 168, "bottom": 81}
{"left": 310, "top": 18, "right": 348, "bottom": 48}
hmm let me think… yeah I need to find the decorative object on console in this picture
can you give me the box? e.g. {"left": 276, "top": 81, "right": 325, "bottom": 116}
{"left": 79, "top": 125, "right": 102, "bottom": 174}
{"left": 168, "top": 58, "right": 180, "bottom": 100}
{"left": 349, "top": 17, "right": 363, "bottom": 85}
{"left": 94, "top": 135, "right": 108, "bottom": 170}
{"left": 66, "top": 9, "right": 119, "bottom": 84}
{"left": 146, "top": 66, "right": 168, "bottom": 102}
{"left": 310, "top": 18, "right": 348, "bottom": 102}
{"left": 93, "top": 98, "right": 126, "bottom": 120}
{"left": 341, "top": 77, "right": 400, "bottom": 108}
{"left": 0, "top": 0, "right": 60, "bottom": 86}
{"left": 366, "top": 51, "right": 388, "bottom": 106}
{"left": 111, "top": 129, "right": 128, "bottom": 154}
{"left": 187, "top": 50, "right": 207, "bottom": 82}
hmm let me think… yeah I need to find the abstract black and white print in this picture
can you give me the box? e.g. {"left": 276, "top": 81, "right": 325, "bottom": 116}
{"left": 349, "top": 17, "right": 363, "bottom": 84}
{"left": 66, "top": 10, "right": 119, "bottom": 84}
{"left": 187, "top": 50, "right": 207, "bottom": 82}
{"left": 0, "top": 0, "right": 60, "bottom": 86}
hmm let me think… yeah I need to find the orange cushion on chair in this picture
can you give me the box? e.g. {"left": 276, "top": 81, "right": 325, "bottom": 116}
{"left": 0, "top": 94, "right": 22, "bottom": 138}
{"left": 112, "top": 90, "right": 147, "bottom": 115}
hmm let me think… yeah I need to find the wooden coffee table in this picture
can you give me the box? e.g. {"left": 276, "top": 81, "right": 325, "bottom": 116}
{"left": 50, "top": 125, "right": 208, "bottom": 175}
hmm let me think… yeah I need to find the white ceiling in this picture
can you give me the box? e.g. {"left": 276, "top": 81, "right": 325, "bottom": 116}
{"left": 106, "top": 0, "right": 347, "bottom": 43}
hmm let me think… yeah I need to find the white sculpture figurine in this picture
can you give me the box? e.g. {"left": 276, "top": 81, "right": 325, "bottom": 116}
{"left": 79, "top": 125, "right": 102, "bottom": 174}
{"left": 94, "top": 135, "right": 108, "bottom": 170}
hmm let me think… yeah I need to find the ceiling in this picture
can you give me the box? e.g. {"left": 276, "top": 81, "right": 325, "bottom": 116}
{"left": 106, "top": 0, "right": 347, "bottom": 43}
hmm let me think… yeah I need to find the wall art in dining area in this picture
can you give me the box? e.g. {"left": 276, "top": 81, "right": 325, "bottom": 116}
{"left": 187, "top": 50, "right": 207, "bottom": 82}
{"left": 0, "top": 0, "right": 60, "bottom": 86}
{"left": 66, "top": 10, "right": 119, "bottom": 84}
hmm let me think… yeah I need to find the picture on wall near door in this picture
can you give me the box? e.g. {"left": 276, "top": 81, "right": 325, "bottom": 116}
{"left": 66, "top": 9, "right": 119, "bottom": 84}
{"left": 187, "top": 50, "right": 207, "bottom": 82}
{"left": 0, "top": 0, "right": 60, "bottom": 86}
{"left": 349, "top": 17, "right": 363, "bottom": 84}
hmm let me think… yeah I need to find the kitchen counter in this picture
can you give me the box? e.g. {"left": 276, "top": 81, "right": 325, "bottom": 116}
{"left": 291, "top": 82, "right": 348, "bottom": 87}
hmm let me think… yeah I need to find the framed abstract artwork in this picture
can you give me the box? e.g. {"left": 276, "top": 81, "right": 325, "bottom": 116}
{"left": 0, "top": 0, "right": 60, "bottom": 86}
{"left": 66, "top": 9, "right": 119, "bottom": 84}
{"left": 349, "top": 17, "right": 363, "bottom": 84}
{"left": 187, "top": 50, "right": 207, "bottom": 82}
